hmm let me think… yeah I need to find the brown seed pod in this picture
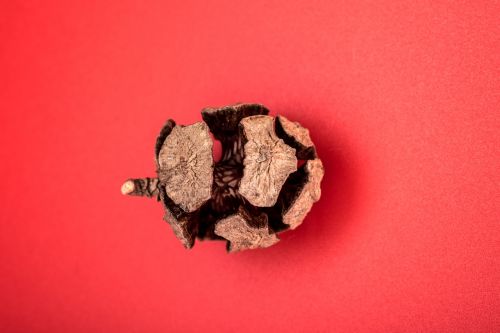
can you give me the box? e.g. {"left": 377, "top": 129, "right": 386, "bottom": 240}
{"left": 122, "top": 103, "right": 324, "bottom": 252}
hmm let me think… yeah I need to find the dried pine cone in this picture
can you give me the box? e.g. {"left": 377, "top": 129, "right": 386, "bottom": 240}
{"left": 122, "top": 103, "right": 324, "bottom": 252}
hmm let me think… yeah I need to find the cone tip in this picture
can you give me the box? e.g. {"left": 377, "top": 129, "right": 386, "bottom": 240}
{"left": 121, "top": 180, "right": 135, "bottom": 195}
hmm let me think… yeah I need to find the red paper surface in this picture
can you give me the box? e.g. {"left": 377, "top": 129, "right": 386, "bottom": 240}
{"left": 1, "top": 1, "right": 499, "bottom": 332}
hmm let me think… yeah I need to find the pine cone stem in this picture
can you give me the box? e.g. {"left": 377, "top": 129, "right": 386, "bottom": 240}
{"left": 121, "top": 178, "right": 160, "bottom": 198}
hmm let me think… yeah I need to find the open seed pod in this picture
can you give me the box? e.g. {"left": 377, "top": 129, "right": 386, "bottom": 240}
{"left": 122, "top": 103, "right": 324, "bottom": 252}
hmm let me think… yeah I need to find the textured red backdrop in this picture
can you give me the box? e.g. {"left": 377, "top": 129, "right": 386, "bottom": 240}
{"left": 1, "top": 1, "right": 499, "bottom": 332}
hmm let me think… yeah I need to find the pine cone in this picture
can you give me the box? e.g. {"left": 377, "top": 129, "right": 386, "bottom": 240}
{"left": 121, "top": 103, "right": 324, "bottom": 252}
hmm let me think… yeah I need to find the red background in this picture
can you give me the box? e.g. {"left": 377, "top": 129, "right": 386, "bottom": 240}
{"left": 1, "top": 1, "right": 499, "bottom": 332}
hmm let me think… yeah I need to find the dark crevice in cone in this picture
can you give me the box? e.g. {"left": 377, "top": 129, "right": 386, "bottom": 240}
{"left": 263, "top": 163, "right": 309, "bottom": 233}
{"left": 282, "top": 158, "right": 324, "bottom": 229}
{"left": 211, "top": 134, "right": 244, "bottom": 214}
{"left": 155, "top": 119, "right": 176, "bottom": 162}
{"left": 202, "top": 103, "right": 269, "bottom": 140}
{"left": 275, "top": 115, "right": 317, "bottom": 160}
{"left": 158, "top": 185, "right": 199, "bottom": 249}
{"left": 197, "top": 201, "right": 225, "bottom": 241}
